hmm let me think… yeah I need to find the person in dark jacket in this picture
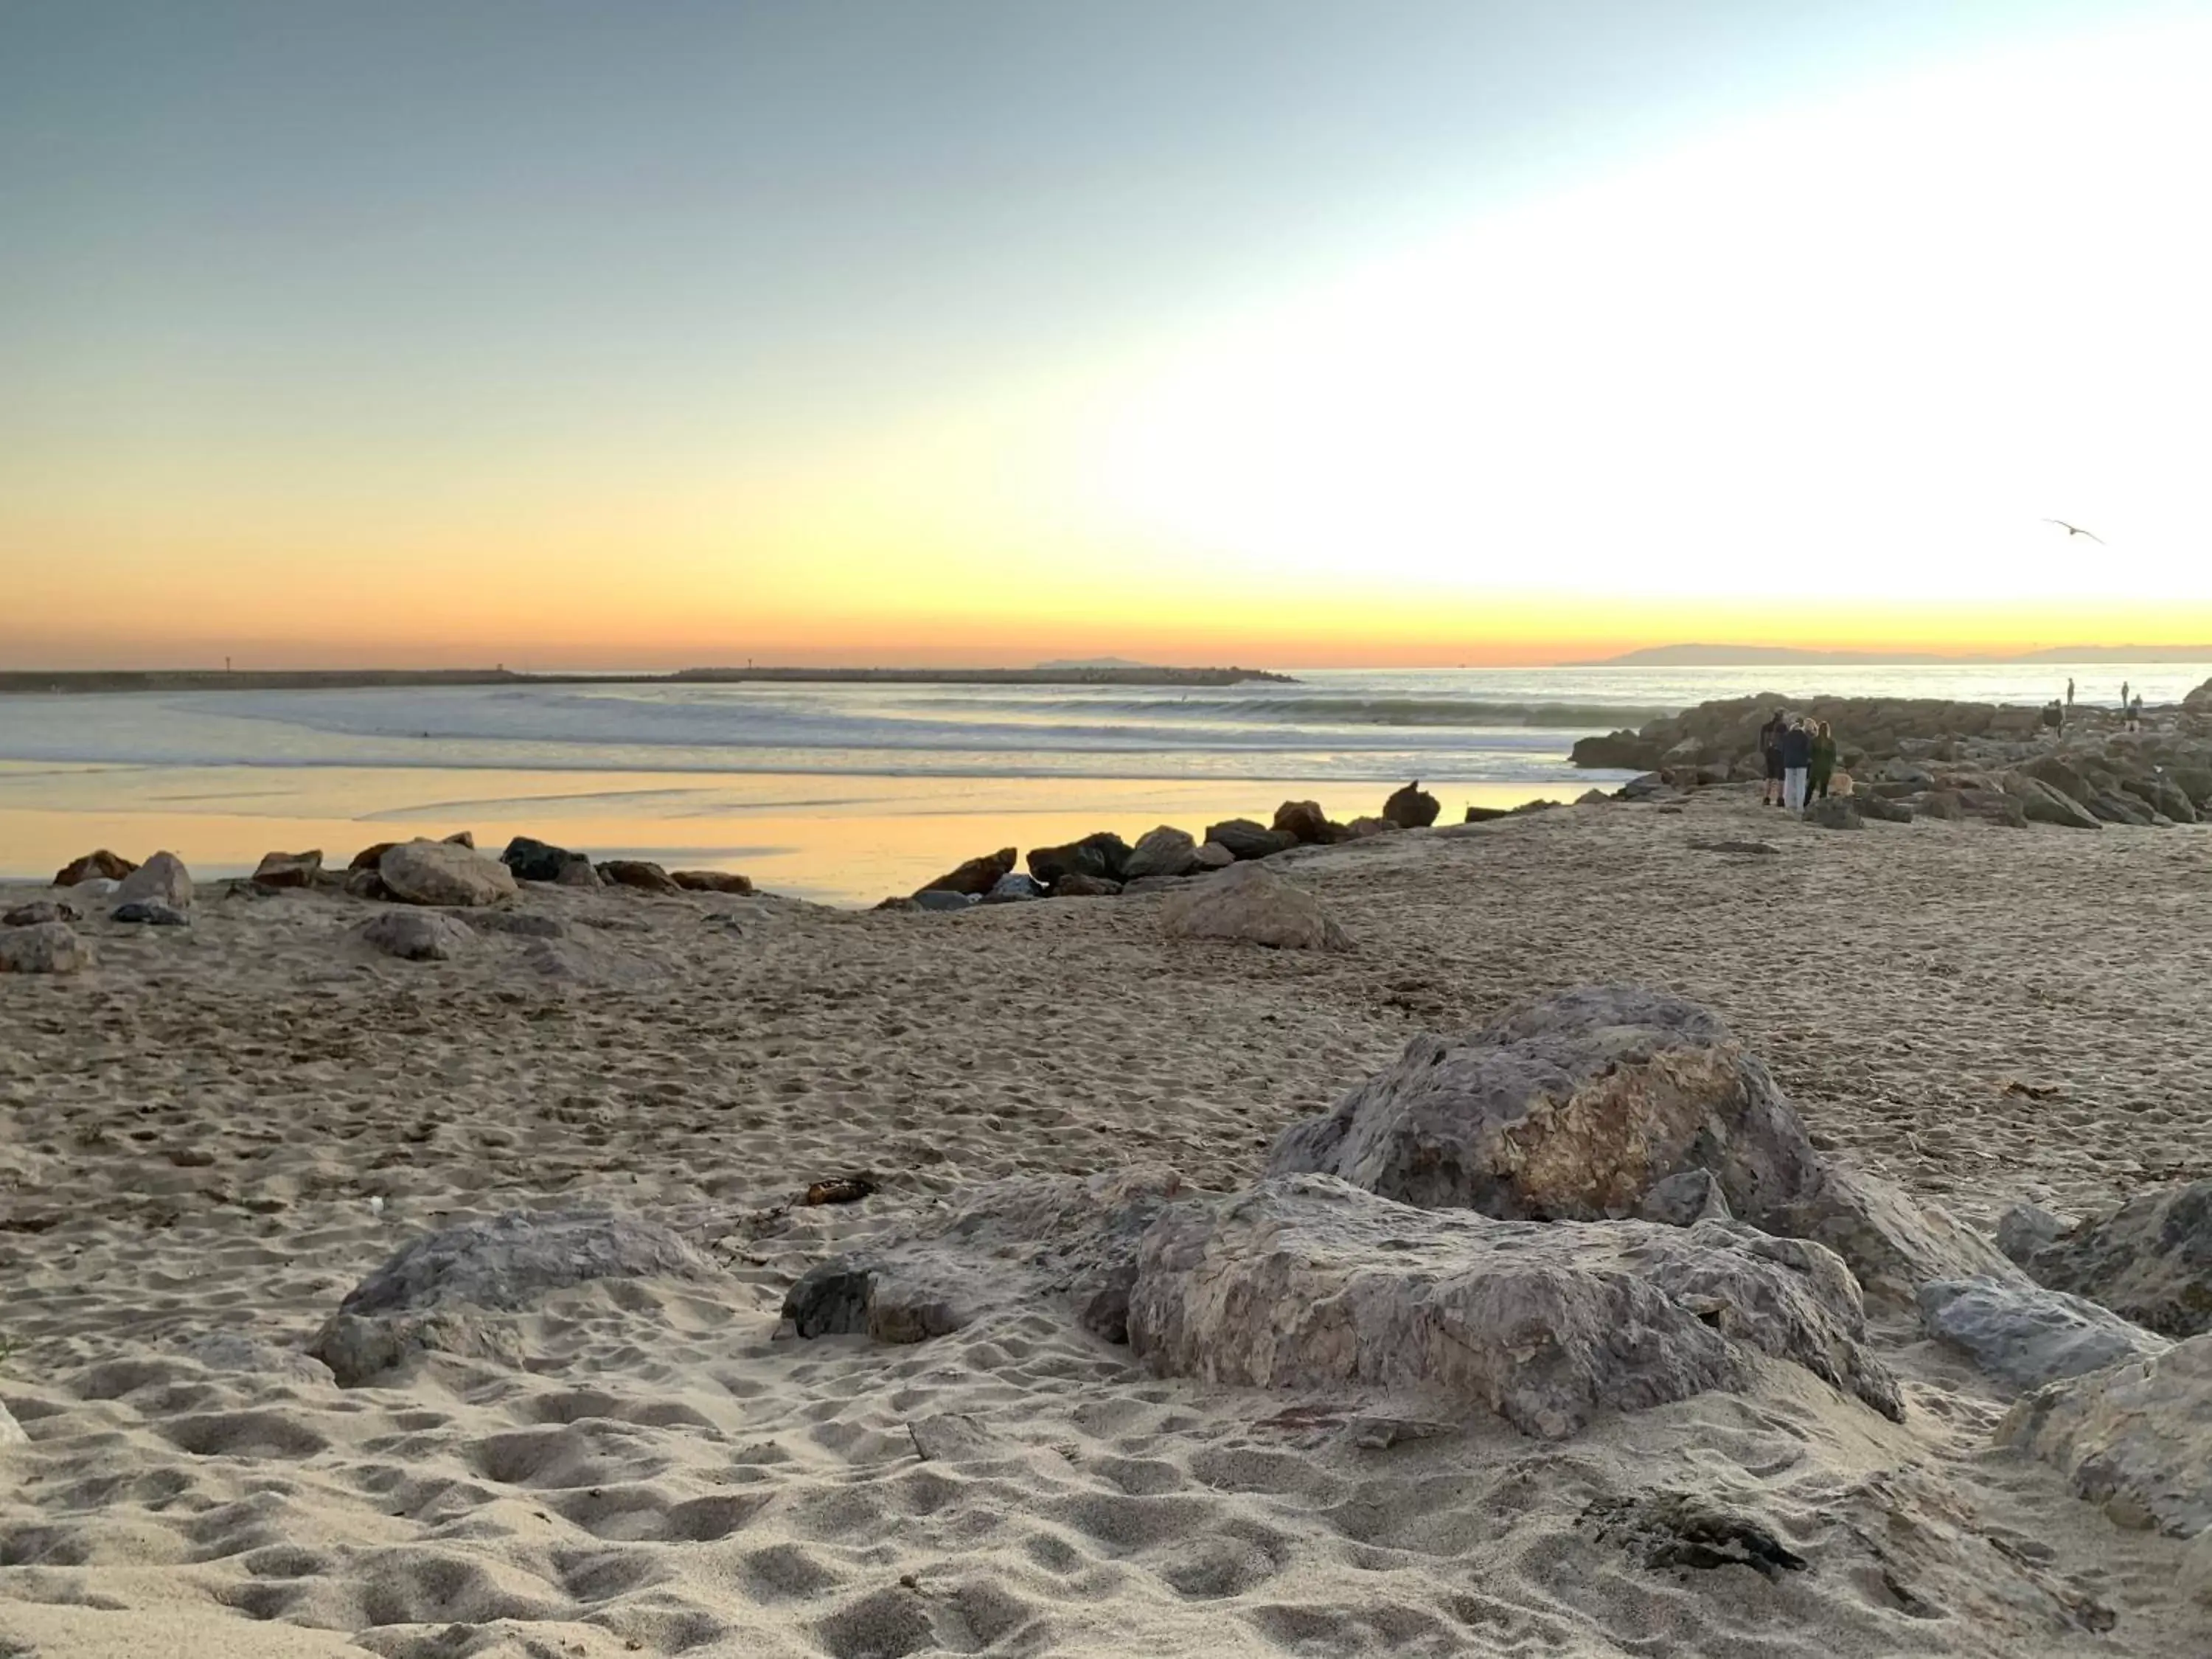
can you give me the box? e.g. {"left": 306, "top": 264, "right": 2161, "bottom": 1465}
{"left": 1781, "top": 719, "right": 1814, "bottom": 811}
{"left": 1808, "top": 720, "right": 1837, "bottom": 799}
{"left": 1759, "top": 709, "right": 1788, "bottom": 807}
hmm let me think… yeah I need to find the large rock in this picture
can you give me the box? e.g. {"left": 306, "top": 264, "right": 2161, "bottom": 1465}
{"left": 1, "top": 900, "right": 77, "bottom": 927}
{"left": 349, "top": 841, "right": 398, "bottom": 872}
{"left": 114, "top": 850, "right": 192, "bottom": 910}
{"left": 1127, "top": 1177, "right": 1902, "bottom": 1438}
{"left": 982, "top": 872, "right": 1046, "bottom": 903}
{"left": 310, "top": 1209, "right": 718, "bottom": 1386}
{"left": 914, "top": 846, "right": 1015, "bottom": 899}
{"left": 0, "top": 921, "right": 94, "bottom": 974}
{"left": 358, "top": 911, "right": 476, "bottom": 961}
{"left": 1382, "top": 780, "right": 1441, "bottom": 829}
{"left": 1122, "top": 825, "right": 1200, "bottom": 880}
{"left": 1202, "top": 818, "right": 1297, "bottom": 860}
{"left": 1804, "top": 797, "right": 1862, "bottom": 830}
{"left": 670, "top": 870, "right": 754, "bottom": 894}
{"left": 1996, "top": 1334, "right": 2212, "bottom": 1537}
{"left": 1159, "top": 862, "right": 1351, "bottom": 951}
{"left": 378, "top": 839, "right": 518, "bottom": 908}
{"left": 1997, "top": 1203, "right": 2076, "bottom": 1264}
{"left": 1026, "top": 832, "right": 1130, "bottom": 886}
{"left": 55, "top": 849, "right": 136, "bottom": 886}
{"left": 913, "top": 888, "right": 978, "bottom": 912}
{"left": 1192, "top": 840, "right": 1237, "bottom": 871}
{"left": 1051, "top": 872, "right": 1122, "bottom": 897}
{"left": 1759, "top": 1161, "right": 2021, "bottom": 1307}
{"left": 2124, "top": 773, "right": 2198, "bottom": 824}
{"left": 597, "top": 859, "right": 682, "bottom": 894}
{"left": 1919, "top": 1278, "right": 2170, "bottom": 1391}
{"left": 2185, "top": 676, "right": 2212, "bottom": 713}
{"left": 1346, "top": 815, "right": 1402, "bottom": 838}
{"left": 2001, "top": 773, "right": 2101, "bottom": 830}
{"left": 500, "top": 835, "right": 588, "bottom": 883}
{"left": 251, "top": 849, "right": 321, "bottom": 888}
{"left": 1270, "top": 987, "right": 1820, "bottom": 1223}
{"left": 111, "top": 900, "right": 189, "bottom": 926}
{"left": 1271, "top": 800, "right": 1330, "bottom": 844}
{"left": 2021, "top": 1180, "right": 2212, "bottom": 1338}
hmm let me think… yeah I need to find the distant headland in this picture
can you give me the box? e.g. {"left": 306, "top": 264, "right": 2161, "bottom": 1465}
{"left": 0, "top": 664, "right": 1296, "bottom": 696}
{"left": 1576, "top": 644, "right": 2212, "bottom": 668}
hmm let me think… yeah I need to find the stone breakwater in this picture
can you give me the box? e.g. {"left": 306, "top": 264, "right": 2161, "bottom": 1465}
{"left": 1572, "top": 679, "right": 2212, "bottom": 830}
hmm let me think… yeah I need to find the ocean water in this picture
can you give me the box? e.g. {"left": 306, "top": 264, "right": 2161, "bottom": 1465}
{"left": 1, "top": 663, "right": 2202, "bottom": 903}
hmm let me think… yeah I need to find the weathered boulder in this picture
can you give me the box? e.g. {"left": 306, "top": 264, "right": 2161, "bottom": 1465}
{"left": 114, "top": 850, "right": 192, "bottom": 910}
{"left": 914, "top": 846, "right": 1016, "bottom": 898}
{"left": 1159, "top": 862, "right": 1351, "bottom": 951}
{"left": 500, "top": 835, "right": 584, "bottom": 883}
{"left": 310, "top": 1209, "right": 719, "bottom": 1386}
{"left": 2001, "top": 774, "right": 2101, "bottom": 830}
{"left": 1192, "top": 840, "right": 1237, "bottom": 870}
{"left": 2124, "top": 773, "right": 2198, "bottom": 824}
{"left": 1026, "top": 832, "right": 1130, "bottom": 886}
{"left": 1203, "top": 818, "right": 1297, "bottom": 860}
{"left": 442, "top": 830, "right": 476, "bottom": 849}
{"left": 2, "top": 900, "right": 78, "bottom": 927}
{"left": 1637, "top": 1169, "right": 1733, "bottom": 1227}
{"left": 111, "top": 900, "right": 189, "bottom": 926}
{"left": 1997, "top": 1334, "right": 2212, "bottom": 1537}
{"left": 1051, "top": 872, "right": 1122, "bottom": 897}
{"left": 553, "top": 855, "right": 601, "bottom": 888}
{"left": 597, "top": 859, "right": 682, "bottom": 894}
{"left": 379, "top": 839, "right": 518, "bottom": 908}
{"left": 2089, "top": 790, "right": 2155, "bottom": 827}
{"left": 1759, "top": 1161, "right": 2021, "bottom": 1307}
{"left": 349, "top": 841, "right": 398, "bottom": 872}
{"left": 1122, "top": 826, "right": 1200, "bottom": 880}
{"left": 1919, "top": 1278, "right": 2170, "bottom": 1391}
{"left": 1346, "top": 815, "right": 1402, "bottom": 838}
{"left": 913, "top": 888, "right": 978, "bottom": 912}
{"left": 1270, "top": 987, "right": 1820, "bottom": 1224}
{"left": 1804, "top": 797, "right": 1862, "bottom": 830}
{"left": 1997, "top": 1203, "right": 2076, "bottom": 1264}
{"left": 1575, "top": 788, "right": 1612, "bottom": 806}
{"left": 251, "top": 849, "right": 321, "bottom": 888}
{"left": 1271, "top": 800, "right": 1330, "bottom": 844}
{"left": 1851, "top": 792, "right": 1913, "bottom": 824}
{"left": 175, "top": 1332, "right": 335, "bottom": 1386}
{"left": 2020, "top": 1180, "right": 2212, "bottom": 1338}
{"left": 55, "top": 849, "right": 136, "bottom": 886}
{"left": 982, "top": 872, "right": 1046, "bottom": 903}
{"left": 2185, "top": 676, "right": 2212, "bottom": 713}
{"left": 670, "top": 870, "right": 754, "bottom": 894}
{"left": 1127, "top": 1177, "right": 1902, "bottom": 1438}
{"left": 343, "top": 868, "right": 390, "bottom": 901}
{"left": 358, "top": 911, "right": 476, "bottom": 961}
{"left": 0, "top": 921, "right": 94, "bottom": 974}
{"left": 1955, "top": 788, "right": 2028, "bottom": 827}
{"left": 1382, "top": 780, "right": 1441, "bottom": 829}
{"left": 1571, "top": 731, "right": 1661, "bottom": 771}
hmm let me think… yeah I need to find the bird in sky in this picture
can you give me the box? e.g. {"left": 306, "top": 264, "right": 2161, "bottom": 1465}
{"left": 2044, "top": 518, "right": 2105, "bottom": 543}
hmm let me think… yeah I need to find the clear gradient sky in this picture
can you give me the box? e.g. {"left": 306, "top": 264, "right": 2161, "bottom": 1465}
{"left": 4, "top": 1, "right": 2209, "bottom": 669}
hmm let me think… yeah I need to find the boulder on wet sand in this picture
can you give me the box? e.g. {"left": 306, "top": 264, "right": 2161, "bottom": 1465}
{"left": 349, "top": 841, "right": 398, "bottom": 872}
{"left": 500, "top": 835, "right": 584, "bottom": 883}
{"left": 1919, "top": 1277, "right": 2170, "bottom": 1391}
{"left": 310, "top": 1208, "right": 719, "bottom": 1386}
{"left": 55, "top": 849, "right": 136, "bottom": 886}
{"left": 2, "top": 900, "right": 79, "bottom": 927}
{"left": 1271, "top": 799, "right": 1330, "bottom": 844}
{"left": 1122, "top": 825, "right": 1200, "bottom": 880}
{"left": 0, "top": 921, "right": 94, "bottom": 974}
{"left": 913, "top": 888, "right": 978, "bottom": 911}
{"left": 670, "top": 870, "right": 754, "bottom": 894}
{"left": 251, "top": 849, "right": 322, "bottom": 888}
{"left": 1804, "top": 797, "right": 1863, "bottom": 830}
{"left": 1026, "top": 832, "right": 1131, "bottom": 886}
{"left": 378, "top": 838, "right": 518, "bottom": 908}
{"left": 1051, "top": 872, "right": 1122, "bottom": 897}
{"left": 358, "top": 910, "right": 476, "bottom": 961}
{"left": 1159, "top": 862, "right": 1351, "bottom": 951}
{"left": 2019, "top": 1179, "right": 2212, "bottom": 1338}
{"left": 114, "top": 849, "right": 192, "bottom": 910}
{"left": 1382, "top": 779, "right": 1441, "bottom": 829}
{"left": 1997, "top": 1333, "right": 2212, "bottom": 1537}
{"left": 111, "top": 900, "right": 189, "bottom": 927}
{"left": 597, "top": 859, "right": 682, "bottom": 894}
{"left": 914, "top": 846, "right": 1016, "bottom": 899}
{"left": 1127, "top": 1177, "right": 1902, "bottom": 1438}
{"left": 1203, "top": 818, "right": 1298, "bottom": 860}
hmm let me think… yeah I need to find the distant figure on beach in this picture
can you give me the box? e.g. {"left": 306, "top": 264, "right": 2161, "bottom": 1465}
{"left": 2126, "top": 695, "right": 2144, "bottom": 733}
{"left": 2121, "top": 680, "right": 2131, "bottom": 709}
{"left": 2066, "top": 677, "right": 2075, "bottom": 707}
{"left": 1808, "top": 720, "right": 1837, "bottom": 799}
{"left": 1781, "top": 718, "right": 1814, "bottom": 812}
{"left": 1759, "top": 709, "right": 1787, "bottom": 807}
{"left": 2042, "top": 699, "right": 2064, "bottom": 734}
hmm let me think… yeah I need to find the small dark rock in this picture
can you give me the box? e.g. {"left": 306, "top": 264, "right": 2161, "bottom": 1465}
{"left": 1382, "top": 780, "right": 1441, "bottom": 829}
{"left": 111, "top": 900, "right": 189, "bottom": 926}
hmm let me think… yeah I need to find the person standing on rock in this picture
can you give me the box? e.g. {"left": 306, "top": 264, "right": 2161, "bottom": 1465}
{"left": 1808, "top": 720, "right": 1837, "bottom": 800}
{"left": 2066, "top": 677, "right": 2075, "bottom": 709}
{"left": 2121, "top": 679, "right": 2131, "bottom": 711}
{"left": 1781, "top": 718, "right": 1814, "bottom": 812}
{"left": 1759, "top": 709, "right": 1788, "bottom": 807}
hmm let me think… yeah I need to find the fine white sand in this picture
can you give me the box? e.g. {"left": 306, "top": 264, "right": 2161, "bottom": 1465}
{"left": 3, "top": 796, "right": 2208, "bottom": 1657}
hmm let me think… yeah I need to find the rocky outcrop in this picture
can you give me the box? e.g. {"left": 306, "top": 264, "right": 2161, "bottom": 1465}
{"left": 0, "top": 921, "right": 94, "bottom": 974}
{"left": 3, "top": 900, "right": 78, "bottom": 927}
{"left": 358, "top": 911, "right": 476, "bottom": 961}
{"left": 1271, "top": 800, "right": 1330, "bottom": 844}
{"left": 1122, "top": 826, "right": 1200, "bottom": 880}
{"left": 500, "top": 836, "right": 590, "bottom": 883}
{"left": 914, "top": 847, "right": 1016, "bottom": 898}
{"left": 670, "top": 870, "right": 754, "bottom": 894}
{"left": 2185, "top": 675, "right": 2212, "bottom": 713}
{"left": 1026, "top": 833, "right": 1130, "bottom": 886}
{"left": 1128, "top": 1177, "right": 1902, "bottom": 1438}
{"left": 1192, "top": 840, "right": 1236, "bottom": 870}
{"left": 1159, "top": 863, "right": 1351, "bottom": 951}
{"left": 597, "top": 860, "right": 683, "bottom": 895}
{"left": 1202, "top": 818, "right": 1297, "bottom": 860}
{"left": 1918, "top": 1278, "right": 2169, "bottom": 1391}
{"left": 1759, "top": 1161, "right": 2020, "bottom": 1307}
{"left": 251, "top": 849, "right": 321, "bottom": 888}
{"left": 379, "top": 839, "right": 517, "bottom": 907}
{"left": 1382, "top": 780, "right": 1440, "bottom": 829}
{"left": 115, "top": 850, "right": 192, "bottom": 911}
{"left": 2019, "top": 1180, "right": 2212, "bottom": 1338}
{"left": 55, "top": 849, "right": 136, "bottom": 886}
{"left": 310, "top": 1209, "right": 719, "bottom": 1386}
{"left": 1997, "top": 1334, "right": 2212, "bottom": 1537}
{"left": 2003, "top": 774, "right": 2101, "bottom": 829}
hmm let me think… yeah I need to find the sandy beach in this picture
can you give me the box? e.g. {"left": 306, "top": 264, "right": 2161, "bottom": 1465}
{"left": 4, "top": 794, "right": 2209, "bottom": 1657}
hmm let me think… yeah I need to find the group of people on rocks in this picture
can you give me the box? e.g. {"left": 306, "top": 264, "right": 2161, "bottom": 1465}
{"left": 2045, "top": 678, "right": 2148, "bottom": 734}
{"left": 1758, "top": 710, "right": 1837, "bottom": 811}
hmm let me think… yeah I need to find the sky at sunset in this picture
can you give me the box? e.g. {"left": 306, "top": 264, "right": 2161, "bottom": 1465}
{"left": 4, "top": 0, "right": 2209, "bottom": 669}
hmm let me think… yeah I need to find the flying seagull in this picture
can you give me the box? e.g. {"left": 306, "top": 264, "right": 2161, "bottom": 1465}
{"left": 2044, "top": 518, "right": 2105, "bottom": 543}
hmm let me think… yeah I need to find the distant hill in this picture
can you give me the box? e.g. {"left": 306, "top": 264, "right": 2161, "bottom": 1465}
{"left": 1034, "top": 656, "right": 1153, "bottom": 670}
{"left": 1579, "top": 644, "right": 2212, "bottom": 667}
